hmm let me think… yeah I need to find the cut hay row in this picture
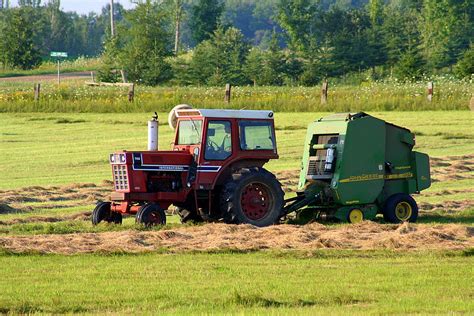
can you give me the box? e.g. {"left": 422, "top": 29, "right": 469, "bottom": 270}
{"left": 0, "top": 222, "right": 472, "bottom": 254}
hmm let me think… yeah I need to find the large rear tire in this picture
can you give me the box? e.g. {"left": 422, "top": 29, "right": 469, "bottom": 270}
{"left": 220, "top": 168, "right": 284, "bottom": 227}
{"left": 383, "top": 193, "right": 418, "bottom": 223}
{"left": 136, "top": 204, "right": 166, "bottom": 227}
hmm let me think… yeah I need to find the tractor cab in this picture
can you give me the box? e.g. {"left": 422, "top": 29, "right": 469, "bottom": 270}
{"left": 93, "top": 108, "right": 284, "bottom": 227}
{"left": 172, "top": 109, "right": 278, "bottom": 188}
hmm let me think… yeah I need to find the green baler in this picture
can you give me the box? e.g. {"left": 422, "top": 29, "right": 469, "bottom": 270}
{"left": 284, "top": 112, "right": 431, "bottom": 223}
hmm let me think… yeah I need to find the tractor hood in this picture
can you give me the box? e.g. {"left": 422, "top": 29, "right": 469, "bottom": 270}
{"left": 109, "top": 151, "right": 193, "bottom": 171}
{"left": 110, "top": 151, "right": 194, "bottom": 171}
{"left": 130, "top": 151, "right": 193, "bottom": 172}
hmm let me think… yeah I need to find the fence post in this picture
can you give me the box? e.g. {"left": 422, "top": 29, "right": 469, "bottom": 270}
{"left": 321, "top": 80, "right": 328, "bottom": 104}
{"left": 224, "top": 83, "right": 231, "bottom": 103}
{"left": 121, "top": 70, "right": 127, "bottom": 83}
{"left": 90, "top": 71, "right": 95, "bottom": 83}
{"left": 427, "top": 81, "right": 434, "bottom": 102}
{"left": 34, "top": 83, "right": 41, "bottom": 102}
{"left": 128, "top": 83, "right": 135, "bottom": 102}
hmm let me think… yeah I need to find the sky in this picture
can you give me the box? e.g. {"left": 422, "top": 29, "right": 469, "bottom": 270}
{"left": 10, "top": 0, "right": 136, "bottom": 14}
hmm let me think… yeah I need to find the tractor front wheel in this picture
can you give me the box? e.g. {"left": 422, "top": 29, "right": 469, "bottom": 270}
{"left": 136, "top": 204, "right": 166, "bottom": 227}
{"left": 220, "top": 168, "right": 284, "bottom": 227}
{"left": 383, "top": 193, "right": 418, "bottom": 223}
{"left": 92, "top": 202, "right": 122, "bottom": 225}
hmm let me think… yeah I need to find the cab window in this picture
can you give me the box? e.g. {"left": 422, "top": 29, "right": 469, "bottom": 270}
{"left": 177, "top": 120, "right": 202, "bottom": 145}
{"left": 205, "top": 121, "right": 232, "bottom": 160}
{"left": 239, "top": 120, "right": 275, "bottom": 150}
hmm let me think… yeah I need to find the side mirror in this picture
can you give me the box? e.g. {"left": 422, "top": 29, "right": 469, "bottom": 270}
{"left": 193, "top": 147, "right": 199, "bottom": 162}
{"left": 207, "top": 128, "right": 215, "bottom": 137}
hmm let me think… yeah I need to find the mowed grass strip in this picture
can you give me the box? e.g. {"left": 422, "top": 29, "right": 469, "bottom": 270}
{"left": 0, "top": 251, "right": 472, "bottom": 314}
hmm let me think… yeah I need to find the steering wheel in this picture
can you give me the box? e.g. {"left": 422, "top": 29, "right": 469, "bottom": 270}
{"left": 207, "top": 139, "right": 220, "bottom": 152}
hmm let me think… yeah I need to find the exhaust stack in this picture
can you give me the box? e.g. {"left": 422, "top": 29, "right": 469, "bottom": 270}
{"left": 148, "top": 112, "right": 158, "bottom": 151}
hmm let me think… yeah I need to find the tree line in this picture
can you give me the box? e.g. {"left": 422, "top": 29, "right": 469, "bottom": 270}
{"left": 1, "top": 0, "right": 473, "bottom": 85}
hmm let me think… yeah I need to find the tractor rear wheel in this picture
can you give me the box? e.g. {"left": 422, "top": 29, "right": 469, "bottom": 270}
{"left": 383, "top": 193, "right": 418, "bottom": 223}
{"left": 92, "top": 202, "right": 122, "bottom": 225}
{"left": 136, "top": 204, "right": 166, "bottom": 227}
{"left": 220, "top": 167, "right": 284, "bottom": 227}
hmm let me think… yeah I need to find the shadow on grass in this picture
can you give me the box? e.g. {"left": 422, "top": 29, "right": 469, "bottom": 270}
{"left": 231, "top": 292, "right": 371, "bottom": 308}
{"left": 417, "top": 214, "right": 474, "bottom": 225}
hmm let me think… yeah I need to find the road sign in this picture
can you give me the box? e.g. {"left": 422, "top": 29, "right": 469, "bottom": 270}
{"left": 50, "top": 52, "right": 68, "bottom": 58}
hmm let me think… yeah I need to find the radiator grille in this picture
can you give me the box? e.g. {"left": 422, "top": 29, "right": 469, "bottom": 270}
{"left": 113, "top": 165, "right": 129, "bottom": 191}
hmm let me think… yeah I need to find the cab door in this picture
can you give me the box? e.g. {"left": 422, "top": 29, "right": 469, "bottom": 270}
{"left": 198, "top": 120, "right": 233, "bottom": 186}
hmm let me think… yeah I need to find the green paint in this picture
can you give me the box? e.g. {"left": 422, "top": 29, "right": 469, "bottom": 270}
{"left": 291, "top": 112, "right": 431, "bottom": 222}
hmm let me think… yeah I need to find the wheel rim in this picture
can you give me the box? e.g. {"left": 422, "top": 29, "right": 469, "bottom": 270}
{"left": 395, "top": 201, "right": 412, "bottom": 221}
{"left": 240, "top": 182, "right": 273, "bottom": 221}
{"left": 348, "top": 209, "right": 363, "bottom": 223}
{"left": 146, "top": 209, "right": 163, "bottom": 225}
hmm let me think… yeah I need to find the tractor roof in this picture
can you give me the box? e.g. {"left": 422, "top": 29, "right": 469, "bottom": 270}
{"left": 175, "top": 109, "right": 274, "bottom": 120}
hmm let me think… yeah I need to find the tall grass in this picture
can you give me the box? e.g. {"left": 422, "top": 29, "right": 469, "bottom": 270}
{"left": 0, "top": 78, "right": 472, "bottom": 112}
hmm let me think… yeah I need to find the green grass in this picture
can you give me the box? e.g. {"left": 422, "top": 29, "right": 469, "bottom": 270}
{"left": 1, "top": 79, "right": 472, "bottom": 112}
{"left": 0, "top": 251, "right": 472, "bottom": 314}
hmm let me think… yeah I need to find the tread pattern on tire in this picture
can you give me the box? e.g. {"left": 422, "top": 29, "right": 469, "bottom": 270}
{"left": 220, "top": 167, "right": 284, "bottom": 227}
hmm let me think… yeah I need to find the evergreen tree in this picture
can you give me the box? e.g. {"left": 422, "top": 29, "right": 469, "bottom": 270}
{"left": 190, "top": 26, "right": 250, "bottom": 85}
{"left": 243, "top": 47, "right": 264, "bottom": 85}
{"left": 454, "top": 45, "right": 474, "bottom": 79}
{"left": 189, "top": 0, "right": 224, "bottom": 44}
{"left": 394, "top": 46, "right": 425, "bottom": 81}
{"left": 260, "top": 31, "right": 287, "bottom": 85}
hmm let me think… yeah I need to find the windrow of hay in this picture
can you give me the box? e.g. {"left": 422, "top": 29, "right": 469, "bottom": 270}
{"left": 0, "top": 222, "right": 472, "bottom": 254}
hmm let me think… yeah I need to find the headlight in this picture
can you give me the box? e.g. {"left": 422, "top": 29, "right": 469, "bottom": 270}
{"left": 109, "top": 154, "right": 115, "bottom": 163}
{"left": 120, "top": 154, "right": 126, "bottom": 163}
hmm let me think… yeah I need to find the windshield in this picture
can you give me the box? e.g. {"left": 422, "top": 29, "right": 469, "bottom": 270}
{"left": 177, "top": 120, "right": 203, "bottom": 145}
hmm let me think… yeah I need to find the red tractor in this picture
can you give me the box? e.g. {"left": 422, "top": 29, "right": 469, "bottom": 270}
{"left": 92, "top": 108, "right": 284, "bottom": 227}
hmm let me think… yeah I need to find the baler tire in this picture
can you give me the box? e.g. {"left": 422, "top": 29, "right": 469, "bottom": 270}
{"left": 136, "top": 204, "right": 166, "bottom": 227}
{"left": 92, "top": 202, "right": 111, "bottom": 225}
{"left": 383, "top": 193, "right": 418, "bottom": 223}
{"left": 220, "top": 167, "right": 284, "bottom": 227}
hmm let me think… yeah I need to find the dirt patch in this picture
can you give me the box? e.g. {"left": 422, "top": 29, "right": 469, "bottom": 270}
{"left": 0, "top": 222, "right": 471, "bottom": 254}
{"left": 0, "top": 72, "right": 90, "bottom": 82}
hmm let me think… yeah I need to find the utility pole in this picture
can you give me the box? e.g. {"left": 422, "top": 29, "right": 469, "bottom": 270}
{"left": 174, "top": 0, "right": 183, "bottom": 56}
{"left": 110, "top": 0, "right": 115, "bottom": 37}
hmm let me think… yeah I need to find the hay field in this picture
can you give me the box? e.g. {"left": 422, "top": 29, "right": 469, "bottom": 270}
{"left": 0, "top": 109, "right": 473, "bottom": 314}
